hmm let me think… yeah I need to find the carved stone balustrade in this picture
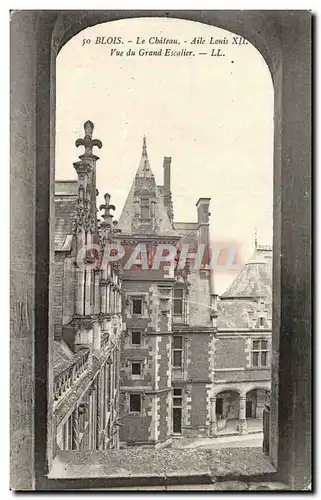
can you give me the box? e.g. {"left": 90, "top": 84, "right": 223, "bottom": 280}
{"left": 53, "top": 349, "right": 90, "bottom": 404}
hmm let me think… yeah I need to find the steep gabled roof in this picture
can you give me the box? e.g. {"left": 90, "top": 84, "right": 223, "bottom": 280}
{"left": 220, "top": 247, "right": 272, "bottom": 300}
{"left": 118, "top": 137, "right": 176, "bottom": 236}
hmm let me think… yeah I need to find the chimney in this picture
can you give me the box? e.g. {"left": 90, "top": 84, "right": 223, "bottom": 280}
{"left": 196, "top": 198, "right": 211, "bottom": 245}
{"left": 163, "top": 156, "right": 173, "bottom": 222}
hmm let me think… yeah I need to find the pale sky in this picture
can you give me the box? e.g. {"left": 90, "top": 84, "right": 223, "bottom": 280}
{"left": 55, "top": 18, "right": 274, "bottom": 294}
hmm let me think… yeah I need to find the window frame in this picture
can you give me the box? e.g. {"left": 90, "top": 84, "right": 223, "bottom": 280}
{"left": 130, "top": 330, "right": 142, "bottom": 347}
{"left": 251, "top": 339, "right": 269, "bottom": 368}
{"left": 130, "top": 360, "right": 143, "bottom": 380}
{"left": 140, "top": 197, "right": 150, "bottom": 220}
{"left": 132, "top": 297, "right": 143, "bottom": 316}
{"left": 172, "top": 335, "right": 184, "bottom": 368}
{"left": 172, "top": 286, "right": 187, "bottom": 324}
{"left": 129, "top": 393, "right": 142, "bottom": 414}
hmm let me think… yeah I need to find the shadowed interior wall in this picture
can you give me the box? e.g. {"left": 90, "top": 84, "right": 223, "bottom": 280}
{"left": 10, "top": 10, "right": 311, "bottom": 490}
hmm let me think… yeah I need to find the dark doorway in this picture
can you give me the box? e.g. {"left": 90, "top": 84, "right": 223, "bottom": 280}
{"left": 216, "top": 398, "right": 223, "bottom": 417}
{"left": 173, "top": 407, "right": 182, "bottom": 434}
{"left": 246, "top": 400, "right": 253, "bottom": 418}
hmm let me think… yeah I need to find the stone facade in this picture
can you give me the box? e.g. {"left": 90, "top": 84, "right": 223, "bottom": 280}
{"left": 117, "top": 138, "right": 218, "bottom": 446}
{"left": 53, "top": 129, "right": 272, "bottom": 449}
{"left": 209, "top": 246, "right": 272, "bottom": 436}
{"left": 115, "top": 139, "right": 272, "bottom": 445}
{"left": 53, "top": 122, "right": 123, "bottom": 452}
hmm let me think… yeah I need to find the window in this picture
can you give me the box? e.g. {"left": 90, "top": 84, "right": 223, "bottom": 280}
{"left": 252, "top": 339, "right": 269, "bottom": 367}
{"left": 172, "top": 336, "right": 183, "bottom": 367}
{"left": 129, "top": 394, "right": 141, "bottom": 413}
{"left": 173, "top": 287, "right": 187, "bottom": 324}
{"left": 131, "top": 361, "right": 142, "bottom": 379}
{"left": 132, "top": 298, "right": 142, "bottom": 315}
{"left": 173, "top": 388, "right": 182, "bottom": 406}
{"left": 173, "top": 388, "right": 182, "bottom": 434}
{"left": 259, "top": 317, "right": 264, "bottom": 327}
{"left": 131, "top": 331, "right": 141, "bottom": 346}
{"left": 173, "top": 288, "right": 184, "bottom": 315}
{"left": 141, "top": 198, "right": 150, "bottom": 220}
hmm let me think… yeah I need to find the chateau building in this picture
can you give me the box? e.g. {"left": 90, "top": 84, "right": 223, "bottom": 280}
{"left": 211, "top": 245, "right": 272, "bottom": 436}
{"left": 116, "top": 137, "right": 218, "bottom": 447}
{"left": 53, "top": 121, "right": 123, "bottom": 452}
{"left": 52, "top": 122, "right": 272, "bottom": 451}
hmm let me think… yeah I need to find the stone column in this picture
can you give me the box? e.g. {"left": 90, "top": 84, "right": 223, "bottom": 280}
{"left": 94, "top": 271, "right": 100, "bottom": 315}
{"left": 210, "top": 397, "right": 218, "bottom": 437}
{"left": 92, "top": 384, "right": 97, "bottom": 450}
{"left": 238, "top": 395, "right": 247, "bottom": 434}
{"left": 100, "top": 284, "right": 107, "bottom": 314}
{"left": 106, "top": 284, "right": 111, "bottom": 314}
{"left": 74, "top": 266, "right": 85, "bottom": 316}
{"left": 88, "top": 388, "right": 93, "bottom": 450}
{"left": 84, "top": 268, "right": 91, "bottom": 315}
{"left": 93, "top": 320, "right": 101, "bottom": 352}
{"left": 72, "top": 407, "right": 80, "bottom": 450}
{"left": 96, "top": 376, "right": 101, "bottom": 449}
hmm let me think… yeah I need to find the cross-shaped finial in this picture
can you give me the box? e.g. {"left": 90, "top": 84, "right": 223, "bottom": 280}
{"left": 99, "top": 193, "right": 116, "bottom": 221}
{"left": 75, "top": 120, "right": 102, "bottom": 157}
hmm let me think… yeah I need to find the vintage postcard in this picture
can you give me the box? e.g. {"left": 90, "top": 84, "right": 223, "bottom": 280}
{"left": 10, "top": 10, "right": 311, "bottom": 491}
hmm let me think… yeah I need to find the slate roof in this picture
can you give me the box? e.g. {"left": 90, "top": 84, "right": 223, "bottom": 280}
{"left": 220, "top": 247, "right": 272, "bottom": 300}
{"left": 118, "top": 138, "right": 176, "bottom": 236}
{"left": 217, "top": 247, "right": 272, "bottom": 329}
{"left": 54, "top": 193, "right": 77, "bottom": 251}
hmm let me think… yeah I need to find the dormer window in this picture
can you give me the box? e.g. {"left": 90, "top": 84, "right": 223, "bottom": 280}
{"left": 141, "top": 198, "right": 150, "bottom": 220}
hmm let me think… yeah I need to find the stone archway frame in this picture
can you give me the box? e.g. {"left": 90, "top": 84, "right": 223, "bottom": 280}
{"left": 9, "top": 10, "right": 311, "bottom": 491}
{"left": 48, "top": 11, "right": 310, "bottom": 489}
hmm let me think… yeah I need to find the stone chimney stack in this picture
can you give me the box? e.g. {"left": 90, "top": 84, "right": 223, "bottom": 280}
{"left": 163, "top": 156, "right": 173, "bottom": 222}
{"left": 196, "top": 198, "right": 211, "bottom": 245}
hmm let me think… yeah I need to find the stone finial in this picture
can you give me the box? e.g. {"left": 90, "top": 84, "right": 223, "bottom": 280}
{"left": 75, "top": 120, "right": 102, "bottom": 157}
{"left": 113, "top": 220, "right": 122, "bottom": 234}
{"left": 142, "top": 135, "right": 147, "bottom": 156}
{"left": 99, "top": 193, "right": 116, "bottom": 222}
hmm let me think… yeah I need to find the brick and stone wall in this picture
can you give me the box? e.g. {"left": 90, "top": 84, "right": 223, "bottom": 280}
{"left": 119, "top": 392, "right": 151, "bottom": 444}
{"left": 188, "top": 271, "right": 211, "bottom": 327}
{"left": 214, "top": 337, "right": 247, "bottom": 369}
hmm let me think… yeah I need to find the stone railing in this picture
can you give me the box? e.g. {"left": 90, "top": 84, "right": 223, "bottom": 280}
{"left": 101, "top": 333, "right": 110, "bottom": 349}
{"left": 54, "top": 349, "right": 90, "bottom": 403}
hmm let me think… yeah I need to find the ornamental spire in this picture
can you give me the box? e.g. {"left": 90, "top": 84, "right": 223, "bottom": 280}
{"left": 75, "top": 120, "right": 102, "bottom": 158}
{"left": 254, "top": 228, "right": 258, "bottom": 250}
{"left": 142, "top": 135, "right": 147, "bottom": 156}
